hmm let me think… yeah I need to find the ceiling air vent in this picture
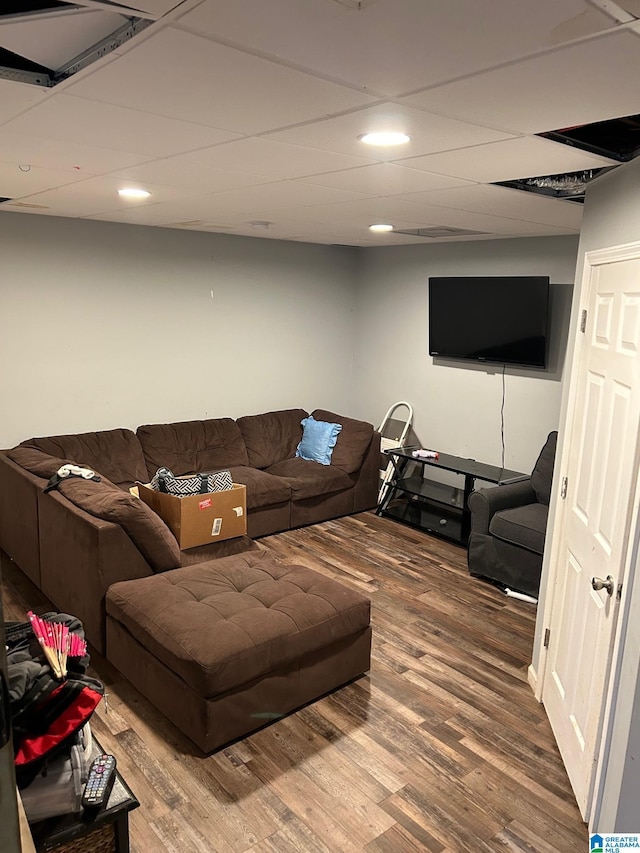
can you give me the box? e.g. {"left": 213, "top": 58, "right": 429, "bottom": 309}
{"left": 393, "top": 226, "right": 489, "bottom": 238}
{"left": 331, "top": 0, "right": 380, "bottom": 8}
{"left": 165, "top": 221, "right": 234, "bottom": 230}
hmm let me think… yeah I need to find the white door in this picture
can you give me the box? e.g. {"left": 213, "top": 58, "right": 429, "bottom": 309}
{"left": 542, "top": 244, "right": 640, "bottom": 819}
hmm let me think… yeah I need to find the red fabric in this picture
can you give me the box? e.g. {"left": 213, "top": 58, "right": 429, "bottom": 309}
{"left": 14, "top": 685, "right": 103, "bottom": 766}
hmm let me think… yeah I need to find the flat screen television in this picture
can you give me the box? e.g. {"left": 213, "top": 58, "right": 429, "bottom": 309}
{"left": 428, "top": 276, "right": 550, "bottom": 368}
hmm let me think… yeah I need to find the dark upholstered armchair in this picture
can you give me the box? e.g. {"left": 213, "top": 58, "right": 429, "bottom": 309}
{"left": 467, "top": 431, "right": 558, "bottom": 598}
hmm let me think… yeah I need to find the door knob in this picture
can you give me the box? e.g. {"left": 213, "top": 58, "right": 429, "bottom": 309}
{"left": 591, "top": 575, "right": 615, "bottom": 596}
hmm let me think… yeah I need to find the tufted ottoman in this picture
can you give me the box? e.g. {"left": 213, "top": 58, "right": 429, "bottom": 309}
{"left": 105, "top": 550, "right": 372, "bottom": 752}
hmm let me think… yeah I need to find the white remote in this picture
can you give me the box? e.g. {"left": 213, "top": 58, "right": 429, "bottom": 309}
{"left": 412, "top": 449, "right": 439, "bottom": 459}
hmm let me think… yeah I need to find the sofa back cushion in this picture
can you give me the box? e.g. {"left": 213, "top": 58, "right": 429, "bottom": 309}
{"left": 7, "top": 446, "right": 180, "bottom": 571}
{"left": 311, "top": 409, "right": 374, "bottom": 475}
{"left": 20, "top": 428, "right": 148, "bottom": 488}
{"left": 136, "top": 418, "right": 249, "bottom": 479}
{"left": 237, "top": 409, "right": 308, "bottom": 469}
{"left": 531, "top": 431, "right": 558, "bottom": 506}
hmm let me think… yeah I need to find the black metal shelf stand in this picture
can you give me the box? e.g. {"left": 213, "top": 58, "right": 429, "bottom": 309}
{"left": 376, "top": 446, "right": 525, "bottom": 546}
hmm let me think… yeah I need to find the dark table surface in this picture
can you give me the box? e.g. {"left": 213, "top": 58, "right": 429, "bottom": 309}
{"left": 27, "top": 733, "right": 139, "bottom": 850}
{"left": 386, "top": 446, "right": 526, "bottom": 484}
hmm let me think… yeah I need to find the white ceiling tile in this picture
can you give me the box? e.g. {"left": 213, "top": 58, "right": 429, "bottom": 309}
{"left": 268, "top": 103, "right": 515, "bottom": 159}
{"left": 297, "top": 162, "right": 473, "bottom": 194}
{"left": 3, "top": 174, "right": 207, "bottom": 217}
{"left": 394, "top": 135, "right": 618, "bottom": 183}
{"left": 201, "top": 218, "right": 318, "bottom": 242}
{"left": 277, "top": 196, "right": 451, "bottom": 228}
{"left": 401, "top": 31, "right": 640, "bottom": 134}
{"left": 81, "top": 182, "right": 367, "bottom": 225}
{"left": 0, "top": 3, "right": 635, "bottom": 245}
{"left": 0, "top": 80, "right": 49, "bottom": 125}
{"left": 63, "top": 28, "right": 377, "bottom": 134}
{"left": 90, "top": 194, "right": 257, "bottom": 226}
{"left": 395, "top": 183, "right": 584, "bottom": 228}
{"left": 202, "top": 216, "right": 394, "bottom": 245}
{"left": 189, "top": 180, "right": 370, "bottom": 213}
{"left": 85, "top": 204, "right": 252, "bottom": 228}
{"left": 0, "top": 162, "right": 89, "bottom": 198}
{"left": 0, "top": 130, "right": 150, "bottom": 175}
{"left": 1, "top": 94, "right": 241, "bottom": 158}
{"left": 155, "top": 137, "right": 376, "bottom": 180}
{"left": 285, "top": 195, "right": 574, "bottom": 235}
{"left": 178, "top": 0, "right": 615, "bottom": 96}
{"left": 396, "top": 204, "right": 574, "bottom": 236}
{"left": 109, "top": 156, "right": 277, "bottom": 192}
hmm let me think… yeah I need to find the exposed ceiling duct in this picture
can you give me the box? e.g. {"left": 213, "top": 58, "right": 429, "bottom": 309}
{"left": 539, "top": 113, "right": 640, "bottom": 161}
{"left": 493, "top": 169, "right": 610, "bottom": 203}
{"left": 493, "top": 113, "right": 640, "bottom": 203}
{"left": 0, "top": 1, "right": 152, "bottom": 87}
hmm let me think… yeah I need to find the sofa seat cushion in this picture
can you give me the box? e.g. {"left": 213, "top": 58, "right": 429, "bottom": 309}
{"left": 20, "top": 428, "right": 148, "bottom": 489}
{"left": 105, "top": 551, "right": 371, "bottom": 698}
{"left": 265, "top": 457, "right": 353, "bottom": 500}
{"left": 489, "top": 503, "right": 549, "bottom": 555}
{"left": 137, "top": 419, "right": 249, "bottom": 479}
{"left": 224, "top": 466, "right": 291, "bottom": 509}
{"left": 237, "top": 409, "right": 308, "bottom": 469}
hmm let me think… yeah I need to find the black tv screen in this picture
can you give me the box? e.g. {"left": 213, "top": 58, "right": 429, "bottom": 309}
{"left": 428, "top": 276, "right": 550, "bottom": 368}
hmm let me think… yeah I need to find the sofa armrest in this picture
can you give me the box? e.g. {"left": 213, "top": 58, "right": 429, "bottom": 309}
{"left": 37, "top": 490, "right": 154, "bottom": 655}
{"left": 468, "top": 480, "right": 537, "bottom": 535}
{"left": 0, "top": 452, "right": 43, "bottom": 586}
{"left": 353, "top": 430, "right": 382, "bottom": 512}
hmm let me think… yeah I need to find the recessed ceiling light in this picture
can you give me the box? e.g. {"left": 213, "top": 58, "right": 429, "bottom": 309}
{"left": 359, "top": 132, "right": 411, "bottom": 147}
{"left": 118, "top": 187, "right": 151, "bottom": 199}
{"left": 369, "top": 223, "right": 394, "bottom": 232}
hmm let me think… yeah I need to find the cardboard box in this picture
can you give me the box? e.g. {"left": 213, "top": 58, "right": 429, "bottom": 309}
{"left": 136, "top": 482, "right": 247, "bottom": 550}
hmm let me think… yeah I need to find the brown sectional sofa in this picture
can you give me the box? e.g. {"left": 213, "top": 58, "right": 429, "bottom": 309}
{"left": 0, "top": 408, "right": 379, "bottom": 657}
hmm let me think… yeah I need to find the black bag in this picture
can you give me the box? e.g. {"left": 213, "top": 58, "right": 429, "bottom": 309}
{"left": 6, "top": 612, "right": 105, "bottom": 789}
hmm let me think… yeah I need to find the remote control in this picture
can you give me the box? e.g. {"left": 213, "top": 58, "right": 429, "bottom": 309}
{"left": 412, "top": 449, "right": 439, "bottom": 460}
{"left": 82, "top": 754, "right": 117, "bottom": 810}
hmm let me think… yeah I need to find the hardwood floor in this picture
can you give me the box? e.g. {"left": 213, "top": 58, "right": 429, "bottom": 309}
{"left": 2, "top": 512, "right": 588, "bottom": 852}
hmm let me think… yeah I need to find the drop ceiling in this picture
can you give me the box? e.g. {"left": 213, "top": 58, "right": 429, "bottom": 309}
{"left": 0, "top": 0, "right": 639, "bottom": 246}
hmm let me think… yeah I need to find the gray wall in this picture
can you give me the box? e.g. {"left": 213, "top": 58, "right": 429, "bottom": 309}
{"left": 1, "top": 213, "right": 579, "bottom": 472}
{"left": 0, "top": 212, "right": 358, "bottom": 447}
{"left": 352, "top": 236, "right": 578, "bottom": 473}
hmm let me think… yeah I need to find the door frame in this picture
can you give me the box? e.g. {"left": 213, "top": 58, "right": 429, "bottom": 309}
{"left": 537, "top": 239, "right": 640, "bottom": 824}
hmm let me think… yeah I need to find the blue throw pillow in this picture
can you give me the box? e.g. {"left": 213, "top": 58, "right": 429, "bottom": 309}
{"left": 295, "top": 416, "right": 342, "bottom": 465}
